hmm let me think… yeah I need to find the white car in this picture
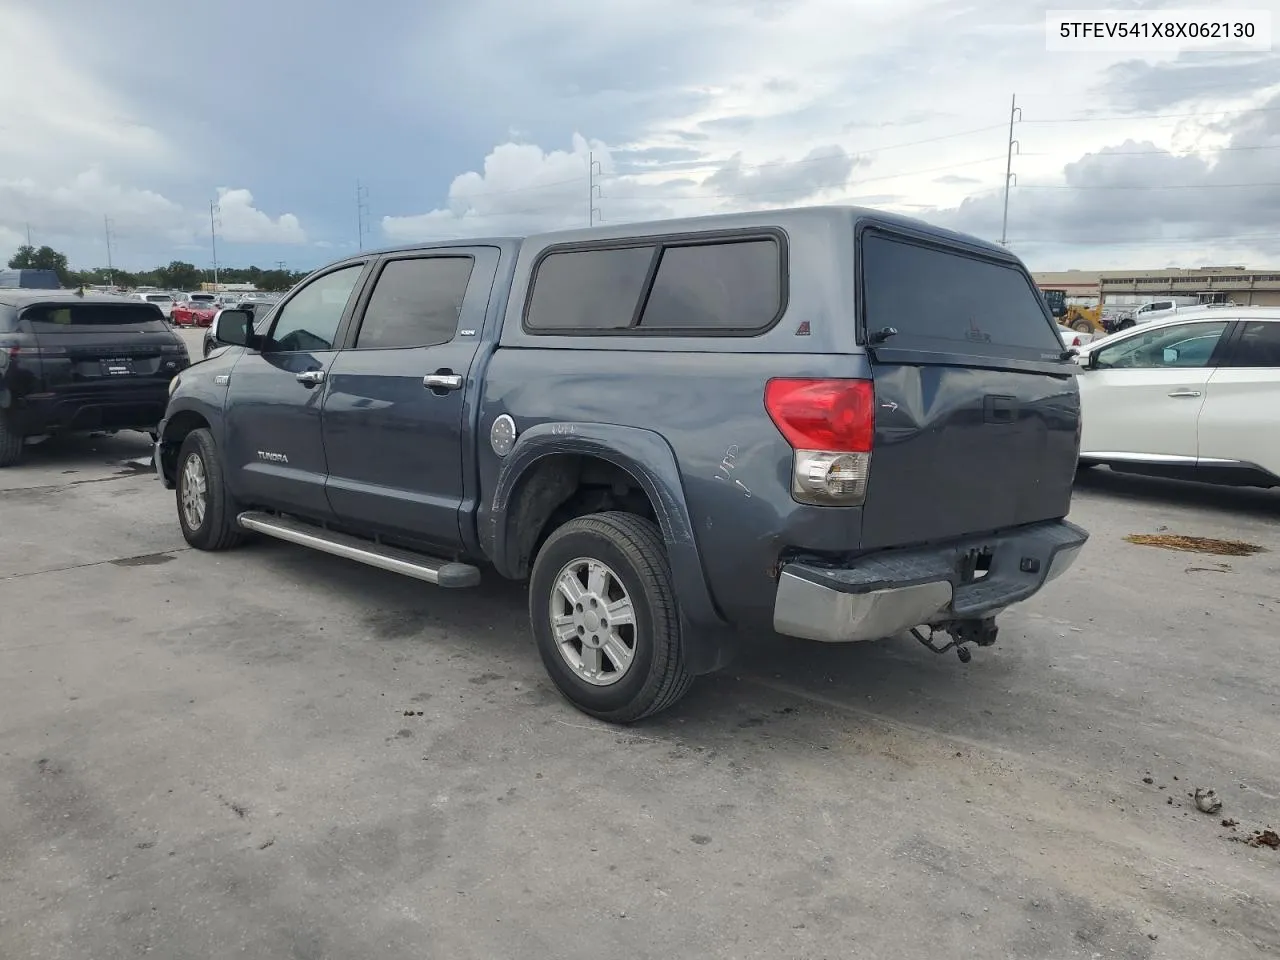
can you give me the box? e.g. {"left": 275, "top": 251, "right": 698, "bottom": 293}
{"left": 1058, "top": 324, "right": 1093, "bottom": 349}
{"left": 134, "top": 290, "right": 175, "bottom": 319}
{"left": 1074, "top": 307, "right": 1280, "bottom": 488}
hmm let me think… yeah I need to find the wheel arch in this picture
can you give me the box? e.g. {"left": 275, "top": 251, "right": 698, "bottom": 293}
{"left": 484, "top": 422, "right": 732, "bottom": 673}
{"left": 157, "top": 407, "right": 212, "bottom": 486}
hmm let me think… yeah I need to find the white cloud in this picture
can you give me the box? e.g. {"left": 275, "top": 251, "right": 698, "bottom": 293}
{"left": 0, "top": 6, "right": 175, "bottom": 181}
{"left": 0, "top": 171, "right": 309, "bottom": 267}
{"left": 383, "top": 134, "right": 632, "bottom": 240}
{"left": 214, "top": 188, "right": 308, "bottom": 244}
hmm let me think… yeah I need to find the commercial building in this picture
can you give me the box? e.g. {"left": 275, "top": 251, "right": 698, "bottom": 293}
{"left": 1032, "top": 266, "right": 1280, "bottom": 308}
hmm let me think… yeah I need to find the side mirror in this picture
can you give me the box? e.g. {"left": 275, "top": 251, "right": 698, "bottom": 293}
{"left": 214, "top": 309, "right": 252, "bottom": 348}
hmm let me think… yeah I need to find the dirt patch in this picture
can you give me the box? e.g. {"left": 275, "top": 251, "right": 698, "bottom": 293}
{"left": 1124, "top": 534, "right": 1265, "bottom": 557}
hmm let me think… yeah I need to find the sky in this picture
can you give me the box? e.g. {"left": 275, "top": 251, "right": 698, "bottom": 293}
{"left": 1, "top": 0, "right": 1278, "bottom": 275}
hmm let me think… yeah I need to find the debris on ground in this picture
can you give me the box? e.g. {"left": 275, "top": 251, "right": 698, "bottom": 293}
{"left": 1251, "top": 829, "right": 1280, "bottom": 849}
{"left": 1193, "top": 788, "right": 1222, "bottom": 814}
{"left": 1142, "top": 776, "right": 1154, "bottom": 785}
{"left": 1124, "top": 534, "right": 1265, "bottom": 557}
{"left": 1221, "top": 818, "right": 1238, "bottom": 829}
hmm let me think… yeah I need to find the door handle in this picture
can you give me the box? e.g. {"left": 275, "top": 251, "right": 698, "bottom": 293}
{"left": 423, "top": 373, "right": 463, "bottom": 391}
{"left": 1167, "top": 389, "right": 1201, "bottom": 398}
{"left": 295, "top": 370, "right": 325, "bottom": 386}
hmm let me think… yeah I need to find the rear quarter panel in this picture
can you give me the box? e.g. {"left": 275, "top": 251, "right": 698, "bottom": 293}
{"left": 478, "top": 208, "right": 869, "bottom": 630}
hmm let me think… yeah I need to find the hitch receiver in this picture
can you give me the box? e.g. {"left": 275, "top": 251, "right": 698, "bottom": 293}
{"left": 910, "top": 617, "right": 999, "bottom": 663}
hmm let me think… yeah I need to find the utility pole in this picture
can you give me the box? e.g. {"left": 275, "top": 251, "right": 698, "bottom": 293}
{"left": 103, "top": 216, "right": 115, "bottom": 288}
{"left": 25, "top": 223, "right": 32, "bottom": 246}
{"left": 588, "top": 152, "right": 602, "bottom": 226}
{"left": 275, "top": 260, "right": 286, "bottom": 271}
{"left": 356, "top": 180, "right": 369, "bottom": 250}
{"left": 209, "top": 201, "right": 221, "bottom": 289}
{"left": 1000, "top": 93, "right": 1021, "bottom": 247}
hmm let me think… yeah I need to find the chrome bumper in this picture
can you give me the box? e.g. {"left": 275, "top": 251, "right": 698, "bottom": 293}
{"left": 773, "top": 519, "right": 1087, "bottom": 643}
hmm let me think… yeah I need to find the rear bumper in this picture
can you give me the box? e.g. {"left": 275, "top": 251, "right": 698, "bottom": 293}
{"left": 10, "top": 388, "right": 170, "bottom": 437}
{"left": 773, "top": 519, "right": 1088, "bottom": 643}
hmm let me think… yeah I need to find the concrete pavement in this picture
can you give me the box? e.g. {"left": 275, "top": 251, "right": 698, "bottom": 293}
{"left": 1, "top": 424, "right": 1277, "bottom": 959}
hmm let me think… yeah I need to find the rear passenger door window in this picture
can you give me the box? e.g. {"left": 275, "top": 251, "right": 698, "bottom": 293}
{"left": 1225, "top": 321, "right": 1280, "bottom": 367}
{"left": 355, "top": 257, "right": 475, "bottom": 349}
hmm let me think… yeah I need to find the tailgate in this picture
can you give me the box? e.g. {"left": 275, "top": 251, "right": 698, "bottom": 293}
{"left": 858, "top": 230, "right": 1079, "bottom": 549}
{"left": 26, "top": 303, "right": 180, "bottom": 390}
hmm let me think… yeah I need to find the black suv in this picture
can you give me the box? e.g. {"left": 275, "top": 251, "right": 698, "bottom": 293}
{"left": 158, "top": 206, "right": 1088, "bottom": 722}
{"left": 0, "top": 290, "right": 190, "bottom": 465}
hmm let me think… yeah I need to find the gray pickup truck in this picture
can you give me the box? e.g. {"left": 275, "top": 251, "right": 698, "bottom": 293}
{"left": 157, "top": 205, "right": 1087, "bottom": 722}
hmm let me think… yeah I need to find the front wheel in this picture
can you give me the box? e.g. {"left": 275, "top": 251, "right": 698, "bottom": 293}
{"left": 1071, "top": 319, "right": 1092, "bottom": 333}
{"left": 176, "top": 428, "right": 243, "bottom": 551}
{"left": 529, "top": 511, "right": 694, "bottom": 723}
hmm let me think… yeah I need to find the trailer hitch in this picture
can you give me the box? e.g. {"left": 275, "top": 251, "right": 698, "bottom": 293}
{"left": 910, "top": 617, "right": 999, "bottom": 663}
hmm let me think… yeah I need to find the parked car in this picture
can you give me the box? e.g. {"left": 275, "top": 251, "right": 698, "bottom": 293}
{"left": 156, "top": 206, "right": 1088, "bottom": 722}
{"left": 0, "top": 290, "right": 190, "bottom": 466}
{"left": 1058, "top": 324, "right": 1093, "bottom": 349}
{"left": 185, "top": 292, "right": 217, "bottom": 306}
{"left": 172, "top": 299, "right": 218, "bottom": 327}
{"left": 134, "top": 290, "right": 176, "bottom": 320}
{"left": 1107, "top": 297, "right": 1203, "bottom": 331}
{"left": 1075, "top": 307, "right": 1280, "bottom": 487}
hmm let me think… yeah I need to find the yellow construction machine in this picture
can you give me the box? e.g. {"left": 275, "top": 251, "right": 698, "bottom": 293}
{"left": 1040, "top": 288, "right": 1105, "bottom": 334}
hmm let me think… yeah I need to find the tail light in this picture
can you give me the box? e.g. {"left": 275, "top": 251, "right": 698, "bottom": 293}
{"left": 764, "top": 378, "right": 874, "bottom": 506}
{"left": 0, "top": 338, "right": 66, "bottom": 358}
{"left": 1071, "top": 335, "right": 1082, "bottom": 347}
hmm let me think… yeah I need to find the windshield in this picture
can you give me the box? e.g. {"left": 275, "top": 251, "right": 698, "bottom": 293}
{"left": 146, "top": 294, "right": 173, "bottom": 303}
{"left": 189, "top": 294, "right": 215, "bottom": 302}
{"left": 24, "top": 304, "right": 169, "bottom": 330}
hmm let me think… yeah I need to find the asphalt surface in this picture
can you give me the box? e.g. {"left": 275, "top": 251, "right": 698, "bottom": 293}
{"left": 2, "top": 341, "right": 1278, "bottom": 959}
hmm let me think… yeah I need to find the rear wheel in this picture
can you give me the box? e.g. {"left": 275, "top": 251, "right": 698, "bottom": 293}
{"left": 0, "top": 411, "right": 23, "bottom": 467}
{"left": 176, "top": 428, "right": 243, "bottom": 550}
{"left": 529, "top": 511, "right": 693, "bottom": 723}
{"left": 1071, "top": 319, "right": 1092, "bottom": 333}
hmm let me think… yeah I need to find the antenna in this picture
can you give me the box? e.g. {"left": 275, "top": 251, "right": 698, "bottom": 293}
{"left": 588, "top": 152, "right": 602, "bottom": 226}
{"left": 1000, "top": 93, "right": 1022, "bottom": 247}
{"left": 356, "top": 180, "right": 370, "bottom": 250}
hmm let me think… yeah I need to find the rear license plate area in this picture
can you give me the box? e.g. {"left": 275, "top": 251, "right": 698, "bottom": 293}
{"left": 100, "top": 357, "right": 136, "bottom": 376}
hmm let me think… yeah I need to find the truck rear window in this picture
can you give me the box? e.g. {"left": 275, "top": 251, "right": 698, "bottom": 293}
{"left": 861, "top": 233, "right": 1062, "bottom": 358}
{"left": 24, "top": 304, "right": 168, "bottom": 330}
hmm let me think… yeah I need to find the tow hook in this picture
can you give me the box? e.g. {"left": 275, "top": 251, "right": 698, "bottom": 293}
{"left": 910, "top": 618, "right": 999, "bottom": 663}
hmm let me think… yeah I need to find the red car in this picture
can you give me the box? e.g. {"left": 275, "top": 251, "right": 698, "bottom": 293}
{"left": 171, "top": 300, "right": 217, "bottom": 327}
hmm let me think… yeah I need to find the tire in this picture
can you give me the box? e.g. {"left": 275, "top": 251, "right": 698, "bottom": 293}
{"left": 0, "top": 411, "right": 23, "bottom": 467}
{"left": 529, "top": 511, "right": 694, "bottom": 723}
{"left": 1071, "top": 320, "right": 1091, "bottom": 333}
{"left": 1118, "top": 319, "right": 1134, "bottom": 330}
{"left": 175, "top": 428, "right": 243, "bottom": 551}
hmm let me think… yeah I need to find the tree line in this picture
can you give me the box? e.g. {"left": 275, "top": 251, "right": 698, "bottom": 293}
{"left": 6, "top": 245, "right": 308, "bottom": 292}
